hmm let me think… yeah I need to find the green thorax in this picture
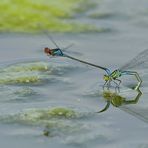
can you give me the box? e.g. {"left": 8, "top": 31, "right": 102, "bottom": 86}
{"left": 110, "top": 70, "right": 122, "bottom": 79}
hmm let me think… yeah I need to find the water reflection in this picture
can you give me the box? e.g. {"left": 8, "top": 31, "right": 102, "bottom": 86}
{"left": 98, "top": 89, "right": 142, "bottom": 113}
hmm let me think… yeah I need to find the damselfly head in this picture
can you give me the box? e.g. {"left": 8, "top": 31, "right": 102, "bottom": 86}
{"left": 44, "top": 47, "right": 52, "bottom": 55}
{"left": 103, "top": 75, "right": 110, "bottom": 81}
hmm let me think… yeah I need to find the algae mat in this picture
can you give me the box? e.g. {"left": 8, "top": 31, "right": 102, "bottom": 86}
{"left": 0, "top": 0, "right": 109, "bottom": 33}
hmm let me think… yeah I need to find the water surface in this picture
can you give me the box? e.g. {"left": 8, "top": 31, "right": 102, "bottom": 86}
{"left": 1, "top": 0, "right": 148, "bottom": 148}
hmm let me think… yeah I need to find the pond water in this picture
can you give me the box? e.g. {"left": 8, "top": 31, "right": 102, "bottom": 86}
{"left": 1, "top": 0, "right": 148, "bottom": 148}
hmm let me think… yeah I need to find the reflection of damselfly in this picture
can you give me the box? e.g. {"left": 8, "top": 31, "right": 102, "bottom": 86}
{"left": 44, "top": 34, "right": 143, "bottom": 90}
{"left": 98, "top": 89, "right": 142, "bottom": 113}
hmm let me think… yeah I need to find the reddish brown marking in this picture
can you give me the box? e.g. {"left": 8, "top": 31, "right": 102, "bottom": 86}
{"left": 44, "top": 47, "right": 51, "bottom": 55}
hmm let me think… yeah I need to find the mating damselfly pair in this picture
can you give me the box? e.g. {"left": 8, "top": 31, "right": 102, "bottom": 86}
{"left": 44, "top": 34, "right": 144, "bottom": 91}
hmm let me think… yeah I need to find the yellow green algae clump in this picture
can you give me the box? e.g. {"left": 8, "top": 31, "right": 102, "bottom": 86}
{"left": 2, "top": 107, "right": 78, "bottom": 127}
{"left": 5, "top": 62, "right": 49, "bottom": 72}
{"left": 0, "top": 61, "right": 76, "bottom": 85}
{"left": 0, "top": 62, "right": 49, "bottom": 84}
{"left": 0, "top": 0, "right": 105, "bottom": 33}
{"left": 19, "top": 107, "right": 77, "bottom": 122}
{"left": 1, "top": 107, "right": 82, "bottom": 137}
{"left": 48, "top": 107, "right": 76, "bottom": 118}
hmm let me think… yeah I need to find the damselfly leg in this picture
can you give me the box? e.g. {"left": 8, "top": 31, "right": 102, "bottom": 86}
{"left": 121, "top": 71, "right": 142, "bottom": 90}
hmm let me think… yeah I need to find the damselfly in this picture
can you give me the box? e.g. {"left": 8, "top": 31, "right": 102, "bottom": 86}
{"left": 44, "top": 35, "right": 143, "bottom": 90}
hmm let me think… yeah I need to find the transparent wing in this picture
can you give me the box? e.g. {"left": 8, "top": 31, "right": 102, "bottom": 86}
{"left": 119, "top": 49, "right": 148, "bottom": 70}
{"left": 63, "top": 50, "right": 82, "bottom": 56}
{"left": 120, "top": 106, "right": 148, "bottom": 124}
{"left": 42, "top": 30, "right": 60, "bottom": 49}
{"left": 62, "top": 44, "right": 82, "bottom": 56}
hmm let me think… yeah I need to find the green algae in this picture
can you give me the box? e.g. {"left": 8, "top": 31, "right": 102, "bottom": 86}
{"left": 0, "top": 62, "right": 72, "bottom": 84}
{"left": 19, "top": 107, "right": 77, "bottom": 122}
{"left": 48, "top": 107, "right": 76, "bottom": 118}
{"left": 0, "top": 75, "right": 40, "bottom": 84}
{"left": 0, "top": 107, "right": 107, "bottom": 139}
{"left": 1, "top": 107, "right": 79, "bottom": 126}
{"left": 0, "top": 0, "right": 106, "bottom": 33}
{"left": 0, "top": 62, "right": 49, "bottom": 84}
{"left": 3, "top": 62, "right": 49, "bottom": 72}
{"left": 0, "top": 107, "right": 89, "bottom": 137}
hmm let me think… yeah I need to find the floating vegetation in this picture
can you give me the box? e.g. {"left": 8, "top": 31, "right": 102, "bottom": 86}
{"left": 3, "top": 62, "right": 49, "bottom": 72}
{"left": 0, "top": 107, "right": 78, "bottom": 124}
{"left": 0, "top": 107, "right": 89, "bottom": 137}
{"left": 0, "top": 0, "right": 106, "bottom": 33}
{"left": 0, "top": 62, "right": 47, "bottom": 84}
{"left": 48, "top": 107, "right": 76, "bottom": 118}
{"left": 0, "top": 61, "right": 77, "bottom": 85}
{"left": 0, "top": 106, "right": 113, "bottom": 141}
{"left": 0, "top": 75, "right": 40, "bottom": 84}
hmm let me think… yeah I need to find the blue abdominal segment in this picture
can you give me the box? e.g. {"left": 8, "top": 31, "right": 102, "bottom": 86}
{"left": 53, "top": 48, "right": 64, "bottom": 56}
{"left": 105, "top": 68, "right": 111, "bottom": 75}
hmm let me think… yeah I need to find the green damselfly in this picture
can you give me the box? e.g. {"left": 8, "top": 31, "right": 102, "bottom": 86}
{"left": 44, "top": 35, "right": 143, "bottom": 91}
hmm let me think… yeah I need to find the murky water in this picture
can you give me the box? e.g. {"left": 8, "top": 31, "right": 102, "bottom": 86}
{"left": 1, "top": 0, "right": 148, "bottom": 148}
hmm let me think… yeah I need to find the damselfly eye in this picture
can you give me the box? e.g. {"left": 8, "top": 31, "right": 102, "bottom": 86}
{"left": 44, "top": 47, "right": 51, "bottom": 54}
{"left": 44, "top": 47, "right": 49, "bottom": 53}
